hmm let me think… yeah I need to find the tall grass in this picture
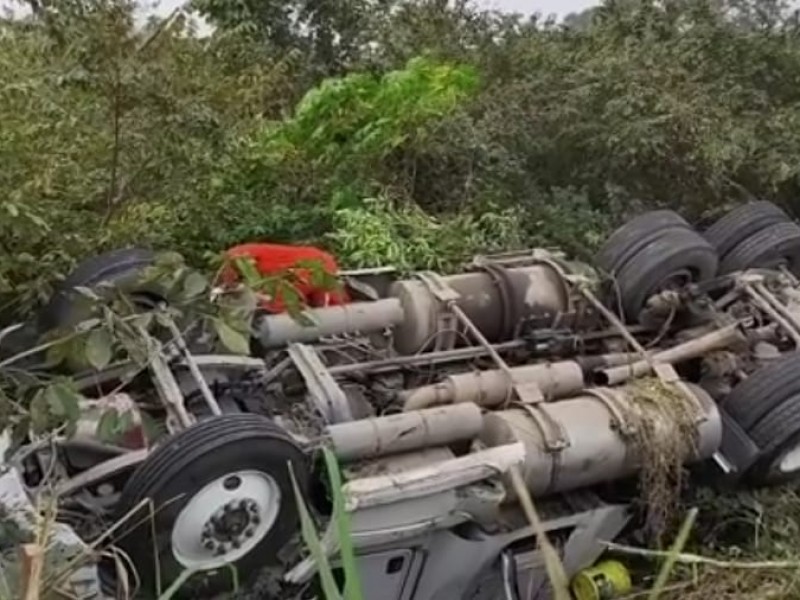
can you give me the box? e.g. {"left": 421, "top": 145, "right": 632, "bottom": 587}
{"left": 289, "top": 447, "right": 363, "bottom": 600}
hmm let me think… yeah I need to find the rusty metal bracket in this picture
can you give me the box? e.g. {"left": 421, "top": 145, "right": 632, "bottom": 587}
{"left": 530, "top": 251, "right": 578, "bottom": 315}
{"left": 513, "top": 389, "right": 569, "bottom": 453}
{"left": 288, "top": 343, "right": 353, "bottom": 424}
{"left": 514, "top": 400, "right": 567, "bottom": 491}
{"left": 583, "top": 387, "right": 637, "bottom": 438}
{"left": 473, "top": 262, "right": 517, "bottom": 340}
{"left": 653, "top": 363, "right": 706, "bottom": 424}
{"left": 414, "top": 271, "right": 462, "bottom": 351}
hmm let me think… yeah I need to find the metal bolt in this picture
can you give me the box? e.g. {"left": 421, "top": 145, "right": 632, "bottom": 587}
{"left": 204, "top": 539, "right": 216, "bottom": 550}
{"left": 244, "top": 528, "right": 254, "bottom": 539}
{"left": 231, "top": 539, "right": 241, "bottom": 549}
{"left": 251, "top": 515, "right": 261, "bottom": 525}
{"left": 214, "top": 544, "right": 228, "bottom": 556}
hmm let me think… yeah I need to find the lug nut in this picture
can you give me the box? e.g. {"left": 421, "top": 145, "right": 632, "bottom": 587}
{"left": 231, "top": 539, "right": 241, "bottom": 549}
{"left": 204, "top": 539, "right": 216, "bottom": 550}
{"left": 244, "top": 528, "right": 254, "bottom": 538}
{"left": 251, "top": 514, "right": 261, "bottom": 525}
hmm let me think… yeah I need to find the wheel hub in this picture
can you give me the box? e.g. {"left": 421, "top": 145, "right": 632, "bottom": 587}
{"left": 200, "top": 498, "right": 261, "bottom": 553}
{"left": 659, "top": 268, "right": 692, "bottom": 291}
{"left": 171, "top": 470, "right": 282, "bottom": 569}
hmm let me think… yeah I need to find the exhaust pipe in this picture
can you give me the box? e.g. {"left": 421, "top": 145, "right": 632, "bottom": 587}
{"left": 401, "top": 361, "right": 585, "bottom": 411}
{"left": 596, "top": 324, "right": 745, "bottom": 386}
{"left": 327, "top": 403, "right": 483, "bottom": 462}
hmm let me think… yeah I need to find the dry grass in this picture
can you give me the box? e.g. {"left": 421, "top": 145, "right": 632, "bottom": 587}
{"left": 610, "top": 486, "right": 800, "bottom": 599}
{"left": 624, "top": 377, "right": 699, "bottom": 544}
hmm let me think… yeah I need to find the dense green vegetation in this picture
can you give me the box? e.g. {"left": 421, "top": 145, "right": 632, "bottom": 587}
{"left": 4, "top": 0, "right": 800, "bottom": 323}
{"left": 4, "top": 0, "right": 800, "bottom": 595}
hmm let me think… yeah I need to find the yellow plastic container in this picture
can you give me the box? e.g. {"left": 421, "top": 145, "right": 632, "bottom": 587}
{"left": 571, "top": 560, "right": 632, "bottom": 600}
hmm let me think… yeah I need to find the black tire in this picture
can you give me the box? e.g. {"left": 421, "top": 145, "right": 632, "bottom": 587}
{"left": 39, "top": 248, "right": 158, "bottom": 331}
{"left": 703, "top": 201, "right": 790, "bottom": 261}
{"left": 719, "top": 221, "right": 800, "bottom": 274}
{"left": 611, "top": 228, "right": 718, "bottom": 320}
{"left": 597, "top": 210, "right": 691, "bottom": 275}
{"left": 0, "top": 322, "right": 41, "bottom": 364}
{"left": 115, "top": 414, "right": 309, "bottom": 598}
{"left": 746, "top": 394, "right": 800, "bottom": 485}
{"left": 722, "top": 352, "right": 800, "bottom": 432}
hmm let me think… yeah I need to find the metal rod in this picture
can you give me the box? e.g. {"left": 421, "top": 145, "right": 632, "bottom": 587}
{"left": 780, "top": 265, "right": 800, "bottom": 286}
{"left": 56, "top": 449, "right": 149, "bottom": 496}
{"left": 753, "top": 281, "right": 800, "bottom": 339}
{"left": 262, "top": 356, "right": 293, "bottom": 384}
{"left": 327, "top": 341, "right": 525, "bottom": 375}
{"left": 742, "top": 285, "right": 800, "bottom": 345}
{"left": 164, "top": 318, "right": 222, "bottom": 416}
{"left": 579, "top": 285, "right": 651, "bottom": 363}
{"left": 141, "top": 326, "right": 195, "bottom": 430}
{"left": 598, "top": 324, "right": 744, "bottom": 385}
{"left": 450, "top": 303, "right": 514, "bottom": 377}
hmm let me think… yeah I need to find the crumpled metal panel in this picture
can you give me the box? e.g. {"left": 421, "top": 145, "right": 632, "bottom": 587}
{"left": 0, "top": 466, "right": 104, "bottom": 599}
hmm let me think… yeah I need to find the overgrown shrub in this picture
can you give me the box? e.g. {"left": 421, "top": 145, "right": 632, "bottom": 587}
{"left": 5, "top": 0, "right": 800, "bottom": 325}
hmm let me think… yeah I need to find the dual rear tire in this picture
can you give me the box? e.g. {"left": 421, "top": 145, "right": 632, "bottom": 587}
{"left": 597, "top": 201, "right": 800, "bottom": 321}
{"left": 703, "top": 201, "right": 800, "bottom": 275}
{"left": 597, "top": 210, "right": 717, "bottom": 321}
{"left": 599, "top": 204, "right": 800, "bottom": 486}
{"left": 722, "top": 353, "right": 800, "bottom": 485}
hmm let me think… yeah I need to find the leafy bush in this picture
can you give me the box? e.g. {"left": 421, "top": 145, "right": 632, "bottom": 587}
{"left": 184, "top": 56, "right": 480, "bottom": 256}
{"left": 7, "top": 0, "right": 800, "bottom": 322}
{"left": 326, "top": 197, "right": 525, "bottom": 272}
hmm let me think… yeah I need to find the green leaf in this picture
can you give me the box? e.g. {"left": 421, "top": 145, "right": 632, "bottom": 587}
{"left": 96, "top": 408, "right": 121, "bottom": 443}
{"left": 44, "top": 383, "right": 81, "bottom": 423}
{"left": 132, "top": 312, "right": 155, "bottom": 331}
{"left": 647, "top": 508, "right": 699, "bottom": 600}
{"left": 231, "top": 256, "right": 261, "bottom": 286}
{"left": 323, "top": 447, "right": 363, "bottom": 600}
{"left": 29, "top": 390, "right": 51, "bottom": 433}
{"left": 140, "top": 412, "right": 166, "bottom": 442}
{"left": 85, "top": 328, "right": 114, "bottom": 370}
{"left": 118, "top": 409, "right": 135, "bottom": 436}
{"left": 289, "top": 461, "right": 342, "bottom": 600}
{"left": 181, "top": 271, "right": 208, "bottom": 300}
{"left": 212, "top": 318, "right": 250, "bottom": 355}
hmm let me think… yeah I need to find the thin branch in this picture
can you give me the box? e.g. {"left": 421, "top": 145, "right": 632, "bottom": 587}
{"left": 605, "top": 541, "right": 800, "bottom": 570}
{"left": 103, "top": 58, "right": 123, "bottom": 226}
{"left": 137, "top": 7, "right": 182, "bottom": 55}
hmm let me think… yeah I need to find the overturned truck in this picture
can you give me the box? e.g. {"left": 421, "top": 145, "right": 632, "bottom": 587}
{"left": 6, "top": 201, "right": 800, "bottom": 599}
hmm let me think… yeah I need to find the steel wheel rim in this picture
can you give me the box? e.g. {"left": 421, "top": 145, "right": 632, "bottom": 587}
{"left": 170, "top": 470, "right": 281, "bottom": 570}
{"left": 777, "top": 442, "right": 800, "bottom": 474}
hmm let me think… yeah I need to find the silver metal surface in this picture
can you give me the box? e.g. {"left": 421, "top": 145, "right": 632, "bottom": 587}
{"left": 288, "top": 342, "right": 353, "bottom": 423}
